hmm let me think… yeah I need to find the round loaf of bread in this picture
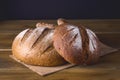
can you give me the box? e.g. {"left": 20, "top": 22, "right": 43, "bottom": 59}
{"left": 12, "top": 23, "right": 67, "bottom": 66}
{"left": 53, "top": 19, "right": 100, "bottom": 65}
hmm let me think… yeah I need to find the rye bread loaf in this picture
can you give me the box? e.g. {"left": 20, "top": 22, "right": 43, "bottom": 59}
{"left": 12, "top": 23, "right": 67, "bottom": 66}
{"left": 53, "top": 19, "right": 100, "bottom": 65}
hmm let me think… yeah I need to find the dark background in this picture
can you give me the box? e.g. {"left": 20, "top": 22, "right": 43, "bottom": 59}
{"left": 0, "top": 0, "right": 120, "bottom": 20}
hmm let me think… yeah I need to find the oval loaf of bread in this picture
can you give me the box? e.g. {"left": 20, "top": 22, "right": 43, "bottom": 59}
{"left": 12, "top": 23, "right": 67, "bottom": 66}
{"left": 53, "top": 19, "right": 100, "bottom": 65}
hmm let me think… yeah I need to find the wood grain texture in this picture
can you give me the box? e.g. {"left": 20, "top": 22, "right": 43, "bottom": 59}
{"left": 0, "top": 20, "right": 120, "bottom": 80}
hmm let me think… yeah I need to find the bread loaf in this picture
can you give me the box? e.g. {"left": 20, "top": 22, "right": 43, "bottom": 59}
{"left": 12, "top": 23, "right": 67, "bottom": 66}
{"left": 12, "top": 19, "right": 100, "bottom": 66}
{"left": 53, "top": 19, "right": 99, "bottom": 65}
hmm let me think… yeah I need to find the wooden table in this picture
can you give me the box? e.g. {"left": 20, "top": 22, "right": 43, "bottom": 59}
{"left": 0, "top": 20, "right": 120, "bottom": 80}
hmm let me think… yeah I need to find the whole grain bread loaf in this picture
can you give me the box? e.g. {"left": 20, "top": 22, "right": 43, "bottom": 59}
{"left": 12, "top": 23, "right": 67, "bottom": 66}
{"left": 53, "top": 19, "right": 99, "bottom": 65}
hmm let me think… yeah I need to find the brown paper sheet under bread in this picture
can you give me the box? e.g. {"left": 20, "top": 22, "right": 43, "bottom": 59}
{"left": 10, "top": 42, "right": 118, "bottom": 76}
{"left": 10, "top": 55, "right": 75, "bottom": 76}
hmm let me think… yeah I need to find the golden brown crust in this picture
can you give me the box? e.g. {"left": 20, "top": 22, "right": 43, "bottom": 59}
{"left": 36, "top": 22, "right": 55, "bottom": 29}
{"left": 12, "top": 25, "right": 67, "bottom": 66}
{"left": 53, "top": 19, "right": 99, "bottom": 65}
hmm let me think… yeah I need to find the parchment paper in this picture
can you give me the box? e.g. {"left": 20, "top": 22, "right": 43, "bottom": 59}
{"left": 10, "top": 42, "right": 118, "bottom": 76}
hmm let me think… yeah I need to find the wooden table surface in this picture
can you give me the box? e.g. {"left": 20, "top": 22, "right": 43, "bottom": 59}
{"left": 0, "top": 20, "right": 120, "bottom": 80}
